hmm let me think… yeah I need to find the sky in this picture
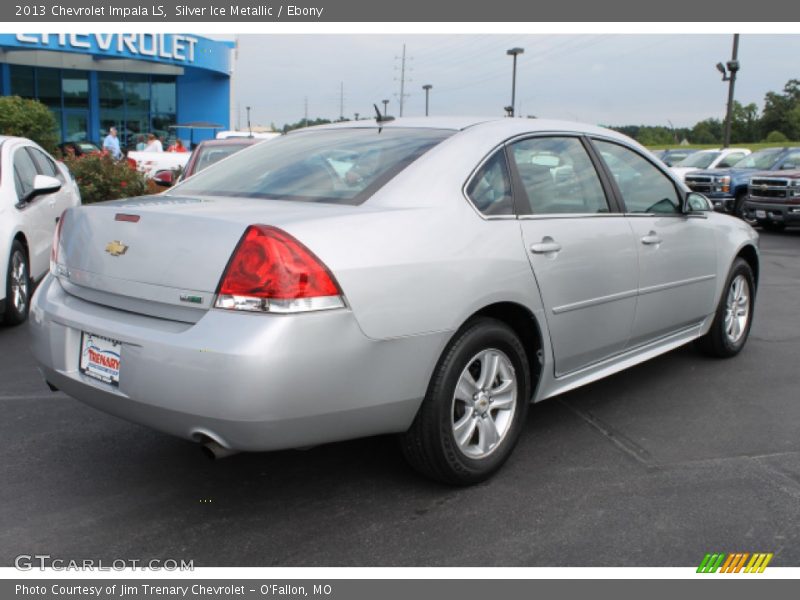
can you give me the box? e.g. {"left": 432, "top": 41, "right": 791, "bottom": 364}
{"left": 223, "top": 34, "right": 800, "bottom": 131}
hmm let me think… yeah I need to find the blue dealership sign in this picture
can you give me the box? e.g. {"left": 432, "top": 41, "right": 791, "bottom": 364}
{"left": 0, "top": 33, "right": 231, "bottom": 74}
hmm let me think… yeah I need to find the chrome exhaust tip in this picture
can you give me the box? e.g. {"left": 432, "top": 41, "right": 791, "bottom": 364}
{"left": 200, "top": 439, "right": 239, "bottom": 460}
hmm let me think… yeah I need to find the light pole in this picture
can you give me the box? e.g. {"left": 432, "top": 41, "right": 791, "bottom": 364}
{"left": 716, "top": 34, "right": 740, "bottom": 149}
{"left": 246, "top": 106, "right": 252, "bottom": 136}
{"left": 382, "top": 99, "right": 390, "bottom": 116}
{"left": 506, "top": 47, "right": 524, "bottom": 117}
{"left": 422, "top": 84, "right": 433, "bottom": 116}
{"left": 354, "top": 112, "right": 359, "bottom": 121}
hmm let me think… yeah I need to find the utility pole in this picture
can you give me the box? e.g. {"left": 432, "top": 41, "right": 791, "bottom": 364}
{"left": 246, "top": 106, "right": 252, "bottom": 136}
{"left": 303, "top": 97, "right": 308, "bottom": 128}
{"left": 717, "top": 34, "right": 740, "bottom": 149}
{"left": 354, "top": 112, "right": 359, "bottom": 121}
{"left": 382, "top": 99, "right": 389, "bottom": 116}
{"left": 422, "top": 84, "right": 432, "bottom": 116}
{"left": 394, "top": 44, "right": 411, "bottom": 117}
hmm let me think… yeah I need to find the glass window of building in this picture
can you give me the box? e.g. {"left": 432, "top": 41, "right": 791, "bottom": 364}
{"left": 62, "top": 70, "right": 88, "bottom": 108}
{"left": 36, "top": 68, "right": 61, "bottom": 108}
{"left": 9, "top": 65, "right": 35, "bottom": 98}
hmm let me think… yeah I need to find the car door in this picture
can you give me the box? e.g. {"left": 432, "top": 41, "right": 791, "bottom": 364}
{"left": 11, "top": 145, "right": 56, "bottom": 280}
{"left": 591, "top": 139, "right": 718, "bottom": 348}
{"left": 508, "top": 135, "right": 639, "bottom": 376}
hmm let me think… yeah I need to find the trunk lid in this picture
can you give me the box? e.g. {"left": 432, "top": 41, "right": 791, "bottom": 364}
{"left": 55, "top": 195, "right": 367, "bottom": 321}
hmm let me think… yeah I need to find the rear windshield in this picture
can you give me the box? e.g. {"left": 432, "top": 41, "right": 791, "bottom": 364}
{"left": 171, "top": 128, "right": 454, "bottom": 205}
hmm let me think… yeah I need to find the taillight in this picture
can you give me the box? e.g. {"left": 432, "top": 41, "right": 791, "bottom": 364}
{"left": 215, "top": 225, "right": 344, "bottom": 313}
{"left": 50, "top": 209, "right": 67, "bottom": 272}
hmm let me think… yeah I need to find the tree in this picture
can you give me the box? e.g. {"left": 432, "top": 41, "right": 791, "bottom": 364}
{"left": 765, "top": 130, "right": 788, "bottom": 143}
{"left": 690, "top": 119, "right": 722, "bottom": 145}
{"left": 0, "top": 96, "right": 59, "bottom": 153}
{"left": 760, "top": 79, "right": 800, "bottom": 140}
{"left": 281, "top": 117, "right": 332, "bottom": 133}
{"left": 730, "top": 101, "right": 760, "bottom": 144}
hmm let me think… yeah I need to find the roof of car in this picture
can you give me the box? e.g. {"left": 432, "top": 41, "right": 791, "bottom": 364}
{"left": 305, "top": 116, "right": 636, "bottom": 144}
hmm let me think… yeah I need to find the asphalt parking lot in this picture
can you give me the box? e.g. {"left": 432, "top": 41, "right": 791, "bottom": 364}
{"left": 1, "top": 228, "right": 799, "bottom": 568}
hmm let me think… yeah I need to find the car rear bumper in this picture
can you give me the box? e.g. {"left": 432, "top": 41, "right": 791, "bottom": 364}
{"left": 744, "top": 200, "right": 800, "bottom": 225}
{"left": 30, "top": 275, "right": 445, "bottom": 451}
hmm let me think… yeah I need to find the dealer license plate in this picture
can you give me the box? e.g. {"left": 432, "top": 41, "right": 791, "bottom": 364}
{"left": 79, "top": 333, "right": 121, "bottom": 385}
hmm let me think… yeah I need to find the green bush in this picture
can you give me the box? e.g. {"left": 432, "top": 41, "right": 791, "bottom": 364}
{"left": 0, "top": 96, "right": 59, "bottom": 153}
{"left": 765, "top": 130, "right": 789, "bottom": 143}
{"left": 62, "top": 152, "right": 151, "bottom": 204}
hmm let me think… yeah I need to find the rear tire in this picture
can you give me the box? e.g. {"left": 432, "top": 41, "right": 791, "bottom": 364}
{"left": 3, "top": 241, "right": 31, "bottom": 326}
{"left": 695, "top": 258, "right": 755, "bottom": 358}
{"left": 401, "top": 317, "right": 530, "bottom": 485}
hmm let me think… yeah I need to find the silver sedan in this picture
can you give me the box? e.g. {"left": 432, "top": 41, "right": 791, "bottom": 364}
{"left": 30, "top": 117, "right": 759, "bottom": 484}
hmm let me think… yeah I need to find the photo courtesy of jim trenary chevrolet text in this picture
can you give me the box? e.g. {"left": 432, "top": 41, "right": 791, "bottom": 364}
{"left": 1, "top": 0, "right": 799, "bottom": 597}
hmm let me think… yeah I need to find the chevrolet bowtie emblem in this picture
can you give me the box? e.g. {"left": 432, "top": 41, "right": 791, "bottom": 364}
{"left": 105, "top": 241, "right": 128, "bottom": 257}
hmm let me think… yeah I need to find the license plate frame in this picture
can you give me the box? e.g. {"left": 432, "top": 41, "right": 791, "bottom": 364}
{"left": 756, "top": 210, "right": 767, "bottom": 219}
{"left": 79, "top": 332, "right": 121, "bottom": 386}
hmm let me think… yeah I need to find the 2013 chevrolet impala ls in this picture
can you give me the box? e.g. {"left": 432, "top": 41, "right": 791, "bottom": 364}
{"left": 30, "top": 117, "right": 759, "bottom": 484}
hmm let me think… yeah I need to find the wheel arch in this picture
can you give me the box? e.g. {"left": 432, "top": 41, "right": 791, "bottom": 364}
{"left": 736, "top": 243, "right": 759, "bottom": 289}
{"left": 462, "top": 301, "right": 545, "bottom": 401}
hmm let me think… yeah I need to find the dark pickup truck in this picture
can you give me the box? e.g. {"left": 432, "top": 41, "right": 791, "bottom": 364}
{"left": 685, "top": 146, "right": 800, "bottom": 219}
{"left": 744, "top": 171, "right": 800, "bottom": 231}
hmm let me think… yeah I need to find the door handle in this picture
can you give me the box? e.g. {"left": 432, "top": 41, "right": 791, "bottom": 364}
{"left": 641, "top": 231, "right": 661, "bottom": 245}
{"left": 530, "top": 238, "right": 562, "bottom": 255}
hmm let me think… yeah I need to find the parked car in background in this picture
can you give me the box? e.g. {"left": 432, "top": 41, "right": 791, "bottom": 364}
{"left": 152, "top": 138, "right": 265, "bottom": 188}
{"left": 653, "top": 148, "right": 698, "bottom": 166}
{"left": 58, "top": 141, "right": 102, "bottom": 157}
{"left": 127, "top": 149, "right": 191, "bottom": 179}
{"left": 685, "top": 147, "right": 800, "bottom": 218}
{"left": 744, "top": 170, "right": 800, "bottom": 231}
{"left": 670, "top": 148, "right": 751, "bottom": 181}
{"left": 1, "top": 136, "right": 81, "bottom": 325}
{"left": 31, "top": 117, "right": 759, "bottom": 484}
{"left": 182, "top": 138, "right": 264, "bottom": 180}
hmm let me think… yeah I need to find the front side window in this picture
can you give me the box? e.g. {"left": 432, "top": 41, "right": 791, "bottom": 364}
{"left": 27, "top": 147, "right": 60, "bottom": 179}
{"left": 717, "top": 152, "right": 745, "bottom": 168}
{"left": 465, "top": 150, "right": 513, "bottom": 216}
{"left": 779, "top": 151, "right": 800, "bottom": 170}
{"left": 509, "top": 136, "right": 609, "bottom": 215}
{"left": 676, "top": 152, "right": 720, "bottom": 169}
{"left": 172, "top": 128, "right": 454, "bottom": 205}
{"left": 594, "top": 140, "right": 680, "bottom": 214}
{"left": 13, "top": 148, "right": 39, "bottom": 201}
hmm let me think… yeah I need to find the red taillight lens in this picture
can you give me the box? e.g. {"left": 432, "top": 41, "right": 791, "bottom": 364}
{"left": 50, "top": 209, "right": 67, "bottom": 268}
{"left": 215, "top": 225, "right": 343, "bottom": 313}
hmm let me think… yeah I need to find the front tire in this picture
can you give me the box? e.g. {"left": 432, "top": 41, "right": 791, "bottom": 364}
{"left": 3, "top": 241, "right": 32, "bottom": 326}
{"left": 695, "top": 258, "right": 755, "bottom": 358}
{"left": 401, "top": 317, "right": 531, "bottom": 485}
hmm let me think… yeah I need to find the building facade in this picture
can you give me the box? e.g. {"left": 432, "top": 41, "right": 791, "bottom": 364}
{"left": 0, "top": 33, "right": 232, "bottom": 149}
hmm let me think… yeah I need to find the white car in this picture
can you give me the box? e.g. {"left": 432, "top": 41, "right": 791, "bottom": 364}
{"left": 670, "top": 148, "right": 751, "bottom": 181}
{"left": 1, "top": 136, "right": 81, "bottom": 325}
{"left": 126, "top": 151, "right": 191, "bottom": 179}
{"left": 215, "top": 130, "right": 281, "bottom": 141}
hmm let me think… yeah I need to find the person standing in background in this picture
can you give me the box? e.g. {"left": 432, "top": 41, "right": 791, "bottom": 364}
{"left": 144, "top": 133, "right": 163, "bottom": 152}
{"left": 102, "top": 126, "right": 122, "bottom": 159}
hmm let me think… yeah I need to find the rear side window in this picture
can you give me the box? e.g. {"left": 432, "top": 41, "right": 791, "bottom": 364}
{"left": 509, "top": 137, "right": 609, "bottom": 215}
{"left": 172, "top": 128, "right": 454, "bottom": 205}
{"left": 717, "top": 152, "right": 745, "bottom": 168}
{"left": 594, "top": 140, "right": 681, "bottom": 214}
{"left": 465, "top": 150, "right": 513, "bottom": 216}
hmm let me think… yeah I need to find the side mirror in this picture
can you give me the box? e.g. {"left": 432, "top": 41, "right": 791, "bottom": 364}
{"left": 153, "top": 170, "right": 174, "bottom": 187}
{"left": 23, "top": 174, "right": 62, "bottom": 203}
{"left": 685, "top": 192, "right": 712, "bottom": 213}
{"left": 781, "top": 163, "right": 796, "bottom": 170}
